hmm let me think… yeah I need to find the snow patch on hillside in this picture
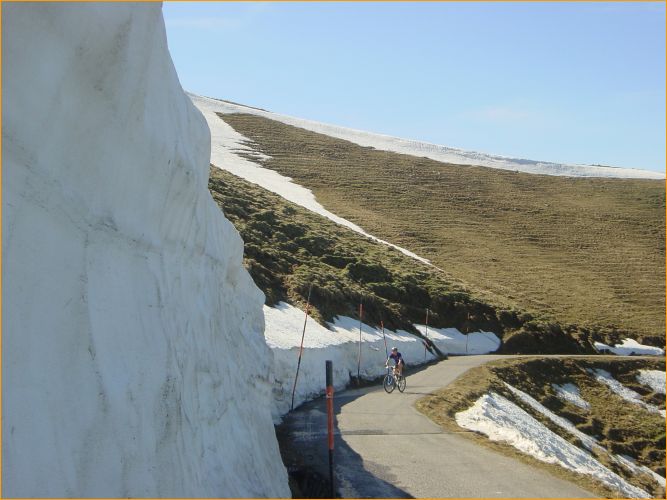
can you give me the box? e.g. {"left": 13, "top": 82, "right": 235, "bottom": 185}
{"left": 505, "top": 383, "right": 664, "bottom": 490}
{"left": 637, "top": 370, "right": 666, "bottom": 395}
{"left": 189, "top": 94, "right": 431, "bottom": 265}
{"left": 3, "top": 4, "right": 288, "bottom": 497}
{"left": 593, "top": 339, "right": 665, "bottom": 356}
{"left": 456, "top": 392, "right": 650, "bottom": 498}
{"left": 191, "top": 94, "right": 664, "bottom": 180}
{"left": 264, "top": 301, "right": 499, "bottom": 416}
{"left": 591, "top": 370, "right": 665, "bottom": 417}
{"left": 553, "top": 383, "right": 591, "bottom": 410}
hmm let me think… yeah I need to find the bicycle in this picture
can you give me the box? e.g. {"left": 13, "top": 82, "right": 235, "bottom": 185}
{"left": 383, "top": 365, "right": 406, "bottom": 393}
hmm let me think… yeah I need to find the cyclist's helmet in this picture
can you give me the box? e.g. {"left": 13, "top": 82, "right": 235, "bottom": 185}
{"left": 391, "top": 347, "right": 398, "bottom": 352}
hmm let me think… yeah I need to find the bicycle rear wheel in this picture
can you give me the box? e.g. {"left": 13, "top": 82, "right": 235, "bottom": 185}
{"left": 397, "top": 375, "right": 406, "bottom": 392}
{"left": 383, "top": 374, "right": 395, "bottom": 393}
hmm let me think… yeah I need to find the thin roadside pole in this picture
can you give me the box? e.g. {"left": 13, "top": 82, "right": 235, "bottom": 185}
{"left": 325, "top": 360, "right": 335, "bottom": 498}
{"left": 357, "top": 302, "right": 363, "bottom": 384}
{"left": 465, "top": 312, "right": 470, "bottom": 354}
{"left": 290, "top": 284, "right": 312, "bottom": 411}
{"left": 424, "top": 308, "right": 429, "bottom": 361}
{"left": 381, "top": 320, "right": 388, "bottom": 359}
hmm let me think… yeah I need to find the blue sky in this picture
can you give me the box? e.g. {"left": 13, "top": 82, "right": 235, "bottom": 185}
{"left": 164, "top": 2, "right": 665, "bottom": 172}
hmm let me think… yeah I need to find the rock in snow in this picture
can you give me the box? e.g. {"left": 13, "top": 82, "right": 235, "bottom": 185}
{"left": 3, "top": 3, "right": 289, "bottom": 497}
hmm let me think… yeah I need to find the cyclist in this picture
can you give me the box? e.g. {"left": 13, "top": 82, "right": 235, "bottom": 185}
{"left": 385, "top": 347, "right": 405, "bottom": 377}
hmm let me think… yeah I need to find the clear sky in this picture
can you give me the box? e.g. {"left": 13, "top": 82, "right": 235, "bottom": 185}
{"left": 164, "top": 2, "right": 665, "bottom": 172}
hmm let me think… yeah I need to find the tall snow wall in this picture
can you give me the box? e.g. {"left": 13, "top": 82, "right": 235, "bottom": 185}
{"left": 2, "top": 4, "right": 289, "bottom": 497}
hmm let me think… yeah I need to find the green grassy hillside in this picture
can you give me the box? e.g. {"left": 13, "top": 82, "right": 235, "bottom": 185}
{"left": 209, "top": 167, "right": 638, "bottom": 353}
{"left": 417, "top": 357, "right": 665, "bottom": 498}
{"left": 218, "top": 113, "right": 665, "bottom": 347}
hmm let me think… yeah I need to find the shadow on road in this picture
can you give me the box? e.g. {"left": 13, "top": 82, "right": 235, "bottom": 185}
{"left": 276, "top": 379, "right": 415, "bottom": 498}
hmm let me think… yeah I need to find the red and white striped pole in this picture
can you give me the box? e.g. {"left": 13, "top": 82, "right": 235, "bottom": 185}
{"left": 381, "top": 320, "right": 388, "bottom": 359}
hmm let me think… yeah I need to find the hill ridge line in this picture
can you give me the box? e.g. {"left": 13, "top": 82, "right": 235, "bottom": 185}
{"left": 189, "top": 93, "right": 664, "bottom": 180}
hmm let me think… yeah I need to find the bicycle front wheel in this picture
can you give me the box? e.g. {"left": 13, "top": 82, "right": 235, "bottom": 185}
{"left": 383, "top": 374, "right": 395, "bottom": 393}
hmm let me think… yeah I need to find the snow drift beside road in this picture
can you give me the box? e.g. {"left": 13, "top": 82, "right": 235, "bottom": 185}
{"left": 264, "top": 302, "right": 500, "bottom": 417}
{"left": 594, "top": 339, "right": 665, "bottom": 356}
{"left": 190, "top": 94, "right": 664, "bottom": 180}
{"left": 3, "top": 4, "right": 288, "bottom": 497}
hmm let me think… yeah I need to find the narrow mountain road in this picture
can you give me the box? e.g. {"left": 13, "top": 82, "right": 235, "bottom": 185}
{"left": 278, "top": 355, "right": 595, "bottom": 498}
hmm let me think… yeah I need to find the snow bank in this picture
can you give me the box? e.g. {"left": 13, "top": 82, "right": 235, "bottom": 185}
{"left": 3, "top": 4, "right": 288, "bottom": 497}
{"left": 456, "top": 392, "right": 650, "bottom": 498}
{"left": 415, "top": 324, "right": 501, "bottom": 355}
{"left": 553, "top": 383, "right": 591, "bottom": 410}
{"left": 190, "top": 95, "right": 664, "bottom": 180}
{"left": 264, "top": 302, "right": 499, "bottom": 416}
{"left": 637, "top": 370, "right": 666, "bottom": 395}
{"left": 188, "top": 94, "right": 431, "bottom": 265}
{"left": 594, "top": 338, "right": 665, "bottom": 356}
{"left": 590, "top": 370, "right": 665, "bottom": 417}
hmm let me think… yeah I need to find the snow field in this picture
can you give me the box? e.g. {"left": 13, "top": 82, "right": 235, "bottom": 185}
{"left": 264, "top": 302, "right": 500, "bottom": 417}
{"left": 590, "top": 369, "right": 666, "bottom": 417}
{"left": 456, "top": 390, "right": 651, "bottom": 498}
{"left": 4, "top": 4, "right": 288, "bottom": 497}
{"left": 594, "top": 339, "right": 665, "bottom": 356}
{"left": 189, "top": 94, "right": 432, "bottom": 265}
{"left": 190, "top": 95, "right": 664, "bottom": 180}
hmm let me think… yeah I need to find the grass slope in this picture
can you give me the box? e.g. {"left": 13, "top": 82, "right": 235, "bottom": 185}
{"left": 210, "top": 167, "right": 619, "bottom": 353}
{"left": 218, "top": 113, "right": 665, "bottom": 347}
{"left": 416, "top": 357, "right": 665, "bottom": 498}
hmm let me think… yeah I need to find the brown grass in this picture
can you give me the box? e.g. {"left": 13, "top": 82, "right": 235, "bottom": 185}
{"left": 218, "top": 113, "right": 665, "bottom": 346}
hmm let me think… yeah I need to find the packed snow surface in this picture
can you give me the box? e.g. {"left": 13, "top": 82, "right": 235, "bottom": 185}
{"left": 456, "top": 392, "right": 650, "bottom": 498}
{"left": 264, "top": 301, "right": 500, "bottom": 416}
{"left": 637, "top": 370, "right": 666, "bottom": 395}
{"left": 591, "top": 370, "right": 665, "bottom": 417}
{"left": 188, "top": 94, "right": 431, "bottom": 265}
{"left": 553, "top": 383, "right": 591, "bottom": 410}
{"left": 594, "top": 338, "right": 665, "bottom": 356}
{"left": 3, "top": 4, "right": 288, "bottom": 497}
{"left": 190, "top": 94, "right": 664, "bottom": 180}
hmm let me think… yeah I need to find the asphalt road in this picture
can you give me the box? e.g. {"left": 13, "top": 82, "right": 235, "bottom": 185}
{"left": 278, "top": 355, "right": 596, "bottom": 498}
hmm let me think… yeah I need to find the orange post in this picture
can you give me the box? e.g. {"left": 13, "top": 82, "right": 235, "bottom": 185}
{"left": 326, "top": 360, "right": 335, "bottom": 497}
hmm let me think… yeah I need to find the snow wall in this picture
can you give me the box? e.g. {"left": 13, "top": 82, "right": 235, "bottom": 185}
{"left": 3, "top": 4, "right": 289, "bottom": 497}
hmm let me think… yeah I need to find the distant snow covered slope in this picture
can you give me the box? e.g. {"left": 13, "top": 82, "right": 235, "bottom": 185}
{"left": 190, "top": 94, "right": 664, "bottom": 180}
{"left": 190, "top": 93, "right": 432, "bottom": 264}
{"left": 3, "top": 4, "right": 288, "bottom": 497}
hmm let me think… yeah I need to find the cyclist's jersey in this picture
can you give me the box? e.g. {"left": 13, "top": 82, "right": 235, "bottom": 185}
{"left": 389, "top": 352, "right": 404, "bottom": 365}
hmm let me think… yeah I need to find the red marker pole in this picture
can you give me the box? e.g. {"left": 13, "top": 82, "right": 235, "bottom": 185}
{"left": 381, "top": 320, "right": 388, "bottom": 359}
{"left": 325, "top": 360, "right": 335, "bottom": 498}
